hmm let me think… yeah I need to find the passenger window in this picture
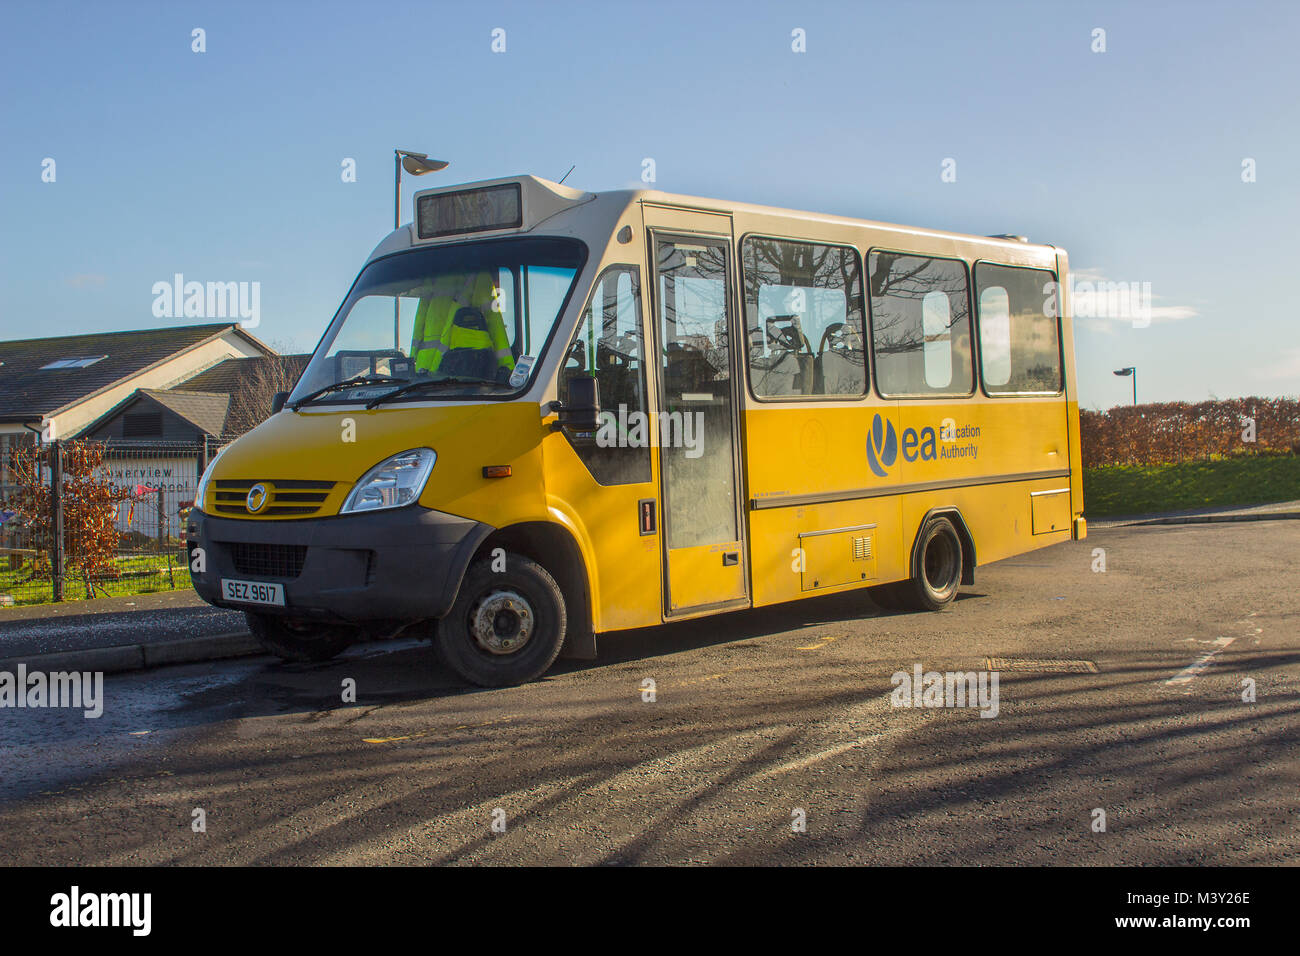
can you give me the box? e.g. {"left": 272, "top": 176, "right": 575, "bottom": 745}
{"left": 741, "top": 237, "right": 866, "bottom": 399}
{"left": 975, "top": 264, "right": 1062, "bottom": 394}
{"left": 558, "top": 266, "right": 651, "bottom": 485}
{"left": 868, "top": 252, "right": 973, "bottom": 398}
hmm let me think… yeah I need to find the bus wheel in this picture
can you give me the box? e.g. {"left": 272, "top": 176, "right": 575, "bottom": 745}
{"left": 436, "top": 554, "right": 567, "bottom": 687}
{"left": 896, "top": 516, "right": 964, "bottom": 612}
{"left": 245, "top": 612, "right": 355, "bottom": 662}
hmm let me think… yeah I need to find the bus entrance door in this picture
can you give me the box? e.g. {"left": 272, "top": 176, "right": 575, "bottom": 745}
{"left": 649, "top": 230, "right": 749, "bottom": 617}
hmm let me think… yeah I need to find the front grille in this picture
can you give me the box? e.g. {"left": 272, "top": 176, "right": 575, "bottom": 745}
{"left": 229, "top": 542, "right": 308, "bottom": 579}
{"left": 213, "top": 479, "right": 336, "bottom": 517}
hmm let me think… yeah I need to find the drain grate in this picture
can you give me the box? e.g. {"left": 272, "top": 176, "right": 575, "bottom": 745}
{"left": 986, "top": 658, "right": 1098, "bottom": 673}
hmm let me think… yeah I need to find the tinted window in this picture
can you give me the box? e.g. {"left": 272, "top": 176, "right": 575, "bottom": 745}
{"left": 741, "top": 237, "right": 866, "bottom": 399}
{"left": 975, "top": 264, "right": 1061, "bottom": 394}
{"left": 868, "top": 252, "right": 973, "bottom": 398}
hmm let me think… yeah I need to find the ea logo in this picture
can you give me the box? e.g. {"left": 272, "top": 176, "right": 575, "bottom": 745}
{"left": 246, "top": 483, "right": 268, "bottom": 513}
{"left": 867, "top": 413, "right": 898, "bottom": 477}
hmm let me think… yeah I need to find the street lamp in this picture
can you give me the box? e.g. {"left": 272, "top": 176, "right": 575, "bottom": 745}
{"left": 1113, "top": 367, "right": 1136, "bottom": 406}
{"left": 394, "top": 149, "right": 448, "bottom": 229}
{"left": 392, "top": 149, "right": 448, "bottom": 347}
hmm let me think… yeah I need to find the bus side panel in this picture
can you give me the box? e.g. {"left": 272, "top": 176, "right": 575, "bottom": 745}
{"left": 900, "top": 477, "right": 1071, "bottom": 578}
{"left": 744, "top": 403, "right": 907, "bottom": 608}
{"left": 747, "top": 497, "right": 906, "bottom": 608}
{"left": 540, "top": 431, "right": 664, "bottom": 633}
{"left": 888, "top": 395, "right": 1069, "bottom": 574}
{"left": 410, "top": 403, "right": 660, "bottom": 634}
{"left": 895, "top": 397, "right": 1068, "bottom": 493}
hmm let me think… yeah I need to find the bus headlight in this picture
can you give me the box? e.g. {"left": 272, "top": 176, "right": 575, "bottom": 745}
{"left": 194, "top": 445, "right": 228, "bottom": 513}
{"left": 340, "top": 448, "right": 437, "bottom": 514}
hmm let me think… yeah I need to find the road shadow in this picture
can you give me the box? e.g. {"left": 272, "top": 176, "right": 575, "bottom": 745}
{"left": 163, "top": 584, "right": 991, "bottom": 721}
{"left": 4, "top": 644, "right": 1295, "bottom": 866}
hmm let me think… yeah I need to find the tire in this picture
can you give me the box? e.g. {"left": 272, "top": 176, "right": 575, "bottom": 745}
{"left": 245, "top": 611, "right": 355, "bottom": 663}
{"left": 436, "top": 554, "right": 567, "bottom": 687}
{"left": 892, "top": 516, "right": 964, "bottom": 612}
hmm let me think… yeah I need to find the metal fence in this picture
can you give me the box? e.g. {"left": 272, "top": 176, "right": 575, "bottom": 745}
{"left": 0, "top": 439, "right": 220, "bottom": 607}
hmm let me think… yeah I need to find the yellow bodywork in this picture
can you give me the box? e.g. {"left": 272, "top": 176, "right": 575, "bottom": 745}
{"left": 201, "top": 402, "right": 664, "bottom": 634}
{"left": 745, "top": 397, "right": 1083, "bottom": 608}
{"left": 203, "top": 389, "right": 1082, "bottom": 633}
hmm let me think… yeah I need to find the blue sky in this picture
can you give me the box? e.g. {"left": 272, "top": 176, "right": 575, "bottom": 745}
{"left": 1, "top": 0, "right": 1296, "bottom": 409}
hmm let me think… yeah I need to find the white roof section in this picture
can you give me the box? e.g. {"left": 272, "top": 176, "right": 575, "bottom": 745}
{"left": 363, "top": 174, "right": 1056, "bottom": 264}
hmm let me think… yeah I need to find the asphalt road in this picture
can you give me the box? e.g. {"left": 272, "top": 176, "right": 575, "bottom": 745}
{"left": 1, "top": 521, "right": 1296, "bottom": 865}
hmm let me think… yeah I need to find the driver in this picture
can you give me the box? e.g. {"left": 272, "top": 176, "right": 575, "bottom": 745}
{"left": 410, "top": 271, "right": 515, "bottom": 376}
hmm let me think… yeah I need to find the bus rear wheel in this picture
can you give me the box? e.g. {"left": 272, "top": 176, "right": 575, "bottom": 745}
{"left": 884, "top": 516, "right": 964, "bottom": 612}
{"left": 245, "top": 612, "right": 355, "bottom": 662}
{"left": 436, "top": 554, "right": 567, "bottom": 687}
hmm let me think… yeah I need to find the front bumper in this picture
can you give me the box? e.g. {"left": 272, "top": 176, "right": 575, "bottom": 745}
{"left": 187, "top": 506, "right": 493, "bottom": 623}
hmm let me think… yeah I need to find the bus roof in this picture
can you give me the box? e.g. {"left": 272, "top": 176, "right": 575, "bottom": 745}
{"left": 366, "top": 174, "right": 1058, "bottom": 263}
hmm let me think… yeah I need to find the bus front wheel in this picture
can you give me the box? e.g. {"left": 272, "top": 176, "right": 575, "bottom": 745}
{"left": 883, "top": 516, "right": 964, "bottom": 612}
{"left": 436, "top": 554, "right": 567, "bottom": 687}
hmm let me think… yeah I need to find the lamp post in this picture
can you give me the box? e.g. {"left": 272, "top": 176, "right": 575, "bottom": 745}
{"left": 394, "top": 149, "right": 448, "bottom": 230}
{"left": 392, "top": 149, "right": 448, "bottom": 347}
{"left": 1113, "top": 366, "right": 1136, "bottom": 406}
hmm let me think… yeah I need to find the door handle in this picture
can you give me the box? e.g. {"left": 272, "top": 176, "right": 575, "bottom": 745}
{"left": 722, "top": 551, "right": 739, "bottom": 566}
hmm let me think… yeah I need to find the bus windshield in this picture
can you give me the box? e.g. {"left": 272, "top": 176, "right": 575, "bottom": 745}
{"left": 290, "top": 236, "right": 586, "bottom": 406}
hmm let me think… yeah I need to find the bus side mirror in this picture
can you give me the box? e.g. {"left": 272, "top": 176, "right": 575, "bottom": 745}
{"left": 271, "top": 391, "right": 289, "bottom": 414}
{"left": 558, "top": 377, "right": 601, "bottom": 434}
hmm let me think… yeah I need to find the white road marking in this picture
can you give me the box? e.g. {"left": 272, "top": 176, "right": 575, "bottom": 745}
{"left": 1165, "top": 637, "right": 1236, "bottom": 686}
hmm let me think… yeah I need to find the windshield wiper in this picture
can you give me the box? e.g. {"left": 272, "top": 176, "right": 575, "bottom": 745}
{"left": 291, "top": 375, "right": 406, "bottom": 410}
{"left": 365, "top": 377, "right": 505, "bottom": 409}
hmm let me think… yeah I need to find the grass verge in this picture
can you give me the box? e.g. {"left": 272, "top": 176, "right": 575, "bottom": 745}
{"left": 0, "top": 554, "right": 191, "bottom": 607}
{"left": 1084, "top": 455, "right": 1300, "bottom": 517}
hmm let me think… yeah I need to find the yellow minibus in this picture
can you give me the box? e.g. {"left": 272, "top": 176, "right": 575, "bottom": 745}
{"left": 188, "top": 174, "right": 1084, "bottom": 686}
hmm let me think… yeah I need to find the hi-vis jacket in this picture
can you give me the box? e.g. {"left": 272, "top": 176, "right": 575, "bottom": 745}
{"left": 411, "top": 271, "right": 514, "bottom": 375}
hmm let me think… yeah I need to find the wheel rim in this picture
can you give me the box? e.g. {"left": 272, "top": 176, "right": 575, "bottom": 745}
{"left": 468, "top": 589, "right": 535, "bottom": 655}
{"left": 923, "top": 531, "right": 959, "bottom": 594}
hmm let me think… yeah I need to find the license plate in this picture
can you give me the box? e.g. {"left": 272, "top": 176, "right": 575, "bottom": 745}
{"left": 220, "top": 578, "right": 286, "bottom": 606}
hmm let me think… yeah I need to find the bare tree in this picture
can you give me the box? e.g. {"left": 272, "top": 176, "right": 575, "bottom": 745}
{"left": 221, "top": 354, "right": 305, "bottom": 438}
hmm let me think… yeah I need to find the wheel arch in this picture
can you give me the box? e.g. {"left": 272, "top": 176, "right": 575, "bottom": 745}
{"left": 470, "top": 521, "right": 596, "bottom": 660}
{"left": 909, "top": 507, "right": 976, "bottom": 587}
